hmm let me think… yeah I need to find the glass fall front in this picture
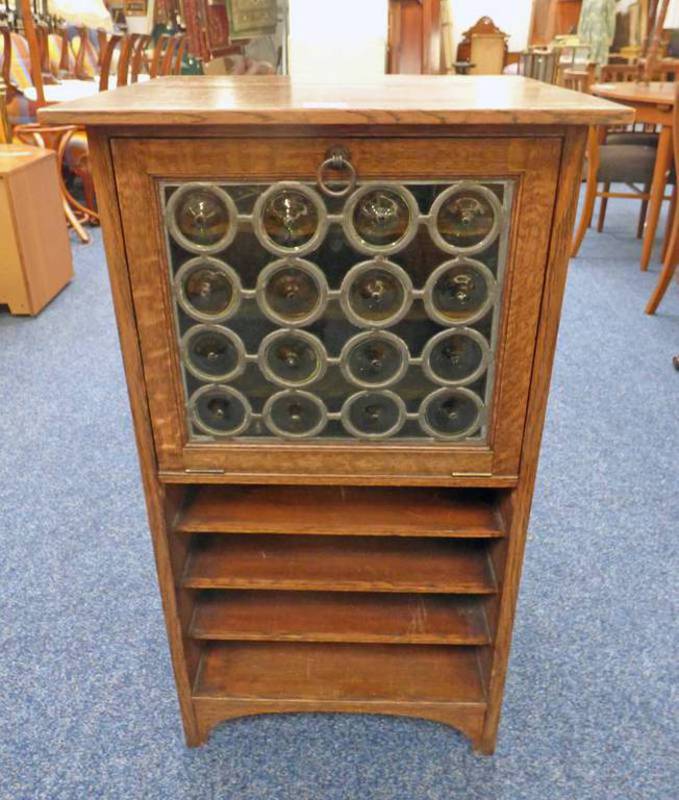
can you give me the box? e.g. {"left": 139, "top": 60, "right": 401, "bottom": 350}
{"left": 161, "top": 178, "right": 513, "bottom": 444}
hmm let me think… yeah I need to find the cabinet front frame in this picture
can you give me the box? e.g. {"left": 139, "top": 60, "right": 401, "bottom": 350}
{"left": 111, "top": 134, "right": 561, "bottom": 483}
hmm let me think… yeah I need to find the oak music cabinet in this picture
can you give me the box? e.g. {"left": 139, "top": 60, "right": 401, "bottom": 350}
{"left": 42, "top": 76, "right": 629, "bottom": 752}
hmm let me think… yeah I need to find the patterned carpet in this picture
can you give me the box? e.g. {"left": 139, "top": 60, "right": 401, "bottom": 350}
{"left": 0, "top": 195, "right": 677, "bottom": 800}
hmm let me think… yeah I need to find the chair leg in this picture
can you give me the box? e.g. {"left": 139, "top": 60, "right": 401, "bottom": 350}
{"left": 645, "top": 202, "right": 679, "bottom": 314}
{"left": 571, "top": 180, "right": 598, "bottom": 257}
{"left": 637, "top": 182, "right": 651, "bottom": 239}
{"left": 597, "top": 182, "right": 610, "bottom": 232}
{"left": 661, "top": 183, "right": 677, "bottom": 261}
{"left": 63, "top": 198, "right": 90, "bottom": 244}
{"left": 572, "top": 126, "right": 600, "bottom": 259}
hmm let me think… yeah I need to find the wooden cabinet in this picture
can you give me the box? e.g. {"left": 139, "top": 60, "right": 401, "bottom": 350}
{"left": 0, "top": 144, "right": 73, "bottom": 315}
{"left": 41, "top": 75, "right": 630, "bottom": 754}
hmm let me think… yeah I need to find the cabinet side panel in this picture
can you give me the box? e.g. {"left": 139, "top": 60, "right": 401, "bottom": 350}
{"left": 6, "top": 156, "right": 73, "bottom": 314}
{"left": 86, "top": 129, "right": 200, "bottom": 745}
{"left": 480, "top": 126, "right": 588, "bottom": 753}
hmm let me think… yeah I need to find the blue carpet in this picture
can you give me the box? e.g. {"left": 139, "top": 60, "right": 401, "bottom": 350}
{"left": 0, "top": 196, "right": 677, "bottom": 800}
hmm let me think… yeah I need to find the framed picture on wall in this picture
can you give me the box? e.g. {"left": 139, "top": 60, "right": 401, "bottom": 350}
{"left": 226, "top": 0, "right": 278, "bottom": 39}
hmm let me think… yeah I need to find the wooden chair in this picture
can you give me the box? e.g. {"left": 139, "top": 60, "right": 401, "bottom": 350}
{"left": 12, "top": 122, "right": 98, "bottom": 243}
{"left": 562, "top": 64, "right": 597, "bottom": 93}
{"left": 571, "top": 126, "right": 664, "bottom": 256}
{"left": 72, "top": 26, "right": 100, "bottom": 81}
{"left": 149, "top": 33, "right": 172, "bottom": 78}
{"left": 645, "top": 81, "right": 679, "bottom": 313}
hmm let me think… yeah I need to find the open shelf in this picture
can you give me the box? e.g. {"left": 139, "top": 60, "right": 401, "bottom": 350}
{"left": 175, "top": 485, "right": 504, "bottom": 538}
{"left": 182, "top": 534, "right": 497, "bottom": 594}
{"left": 193, "top": 641, "right": 486, "bottom": 705}
{"left": 190, "top": 590, "right": 491, "bottom": 645}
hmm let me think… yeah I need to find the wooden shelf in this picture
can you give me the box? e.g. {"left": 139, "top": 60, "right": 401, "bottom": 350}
{"left": 190, "top": 590, "right": 491, "bottom": 645}
{"left": 182, "top": 535, "right": 497, "bottom": 594}
{"left": 194, "top": 641, "right": 486, "bottom": 705}
{"left": 176, "top": 485, "right": 504, "bottom": 538}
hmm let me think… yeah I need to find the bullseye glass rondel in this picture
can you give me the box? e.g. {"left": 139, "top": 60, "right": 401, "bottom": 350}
{"left": 427, "top": 333, "right": 484, "bottom": 384}
{"left": 264, "top": 333, "right": 322, "bottom": 385}
{"left": 264, "top": 266, "right": 321, "bottom": 322}
{"left": 262, "top": 189, "right": 319, "bottom": 249}
{"left": 346, "top": 267, "right": 407, "bottom": 324}
{"left": 345, "top": 336, "right": 405, "bottom": 386}
{"left": 187, "top": 330, "right": 240, "bottom": 378}
{"left": 182, "top": 264, "right": 235, "bottom": 317}
{"left": 346, "top": 392, "right": 402, "bottom": 437}
{"left": 195, "top": 389, "right": 247, "bottom": 434}
{"left": 352, "top": 189, "right": 410, "bottom": 247}
{"left": 436, "top": 189, "right": 496, "bottom": 249}
{"left": 430, "top": 262, "right": 489, "bottom": 323}
{"left": 424, "top": 390, "right": 480, "bottom": 437}
{"left": 175, "top": 188, "right": 232, "bottom": 247}
{"left": 268, "top": 392, "right": 325, "bottom": 437}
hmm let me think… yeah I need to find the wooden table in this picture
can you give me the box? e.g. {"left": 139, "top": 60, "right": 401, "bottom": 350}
{"left": 39, "top": 75, "right": 630, "bottom": 755}
{"left": 591, "top": 81, "right": 675, "bottom": 270}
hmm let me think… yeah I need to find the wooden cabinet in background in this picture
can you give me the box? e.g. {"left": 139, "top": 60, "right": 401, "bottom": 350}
{"left": 41, "top": 75, "right": 630, "bottom": 754}
{"left": 388, "top": 0, "right": 442, "bottom": 74}
{"left": 0, "top": 144, "right": 73, "bottom": 315}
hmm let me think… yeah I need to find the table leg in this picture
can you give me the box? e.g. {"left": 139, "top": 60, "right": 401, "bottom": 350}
{"left": 640, "top": 123, "right": 672, "bottom": 271}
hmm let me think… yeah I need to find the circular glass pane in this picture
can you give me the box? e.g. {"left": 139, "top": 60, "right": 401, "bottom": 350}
{"left": 257, "top": 258, "right": 328, "bottom": 326}
{"left": 259, "top": 330, "right": 327, "bottom": 387}
{"left": 341, "top": 260, "right": 412, "bottom": 328}
{"left": 254, "top": 183, "right": 327, "bottom": 255}
{"left": 341, "top": 390, "right": 406, "bottom": 440}
{"left": 182, "top": 325, "right": 246, "bottom": 382}
{"left": 263, "top": 390, "right": 327, "bottom": 439}
{"left": 175, "top": 258, "right": 241, "bottom": 322}
{"left": 344, "top": 184, "right": 418, "bottom": 254}
{"left": 191, "top": 385, "right": 251, "bottom": 437}
{"left": 422, "top": 328, "right": 489, "bottom": 386}
{"left": 430, "top": 184, "right": 501, "bottom": 254}
{"left": 168, "top": 184, "right": 237, "bottom": 253}
{"left": 419, "top": 387, "right": 483, "bottom": 440}
{"left": 341, "top": 331, "right": 409, "bottom": 388}
{"left": 353, "top": 189, "right": 409, "bottom": 246}
{"left": 424, "top": 259, "right": 495, "bottom": 326}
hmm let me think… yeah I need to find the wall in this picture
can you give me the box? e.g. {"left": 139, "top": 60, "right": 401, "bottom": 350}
{"left": 448, "top": 0, "right": 534, "bottom": 54}
{"left": 287, "top": 0, "right": 389, "bottom": 79}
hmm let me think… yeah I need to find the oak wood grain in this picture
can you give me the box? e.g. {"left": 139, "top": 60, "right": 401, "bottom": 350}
{"left": 194, "top": 641, "right": 486, "bottom": 703}
{"left": 182, "top": 534, "right": 496, "bottom": 594}
{"left": 39, "top": 75, "right": 633, "bottom": 127}
{"left": 190, "top": 590, "right": 490, "bottom": 645}
{"left": 176, "top": 485, "right": 505, "bottom": 537}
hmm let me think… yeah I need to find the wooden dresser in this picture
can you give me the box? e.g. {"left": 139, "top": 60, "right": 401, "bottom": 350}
{"left": 41, "top": 76, "right": 630, "bottom": 753}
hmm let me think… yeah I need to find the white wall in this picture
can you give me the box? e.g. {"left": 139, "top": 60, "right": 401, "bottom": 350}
{"left": 449, "top": 0, "right": 533, "bottom": 54}
{"left": 287, "top": 0, "right": 388, "bottom": 79}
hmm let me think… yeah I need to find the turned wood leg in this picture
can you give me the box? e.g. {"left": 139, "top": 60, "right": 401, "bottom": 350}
{"left": 597, "top": 181, "right": 610, "bottom": 232}
{"left": 645, "top": 202, "right": 679, "bottom": 313}
{"left": 640, "top": 125, "right": 672, "bottom": 270}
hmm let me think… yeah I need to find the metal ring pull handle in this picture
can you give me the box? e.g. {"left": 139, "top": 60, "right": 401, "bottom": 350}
{"left": 317, "top": 146, "right": 357, "bottom": 198}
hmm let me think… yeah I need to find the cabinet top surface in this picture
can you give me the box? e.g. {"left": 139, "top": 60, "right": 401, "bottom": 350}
{"left": 39, "top": 75, "right": 632, "bottom": 128}
{"left": 0, "top": 143, "right": 53, "bottom": 175}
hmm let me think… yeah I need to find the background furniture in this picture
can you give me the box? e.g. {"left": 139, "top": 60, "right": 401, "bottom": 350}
{"left": 591, "top": 80, "right": 676, "bottom": 269}
{"left": 456, "top": 17, "right": 508, "bottom": 75}
{"left": 646, "top": 79, "right": 679, "bottom": 313}
{"left": 41, "top": 75, "right": 629, "bottom": 754}
{"left": 0, "top": 142, "right": 73, "bottom": 314}
{"left": 387, "top": 0, "right": 442, "bottom": 74}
